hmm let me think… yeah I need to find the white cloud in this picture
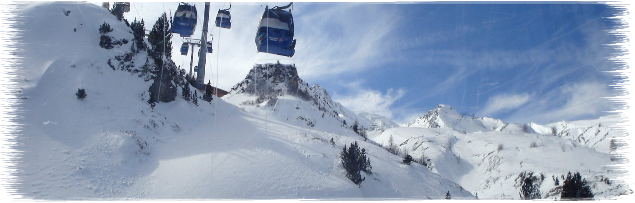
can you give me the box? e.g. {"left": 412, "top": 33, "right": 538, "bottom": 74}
{"left": 479, "top": 93, "right": 530, "bottom": 116}
{"left": 334, "top": 86, "right": 406, "bottom": 120}
{"left": 293, "top": 3, "right": 400, "bottom": 81}
{"left": 543, "top": 82, "right": 613, "bottom": 120}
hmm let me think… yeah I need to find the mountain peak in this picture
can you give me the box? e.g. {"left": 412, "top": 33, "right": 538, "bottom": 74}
{"left": 406, "top": 104, "right": 506, "bottom": 133}
{"left": 407, "top": 104, "right": 458, "bottom": 128}
{"left": 224, "top": 62, "right": 359, "bottom": 132}
{"left": 228, "top": 63, "right": 313, "bottom": 100}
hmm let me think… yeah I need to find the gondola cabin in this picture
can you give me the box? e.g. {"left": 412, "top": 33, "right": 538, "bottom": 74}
{"left": 180, "top": 42, "right": 189, "bottom": 55}
{"left": 255, "top": 3, "right": 296, "bottom": 57}
{"left": 171, "top": 3, "right": 197, "bottom": 37}
{"left": 206, "top": 41, "right": 213, "bottom": 53}
{"left": 123, "top": 2, "right": 130, "bottom": 12}
{"left": 215, "top": 8, "right": 231, "bottom": 29}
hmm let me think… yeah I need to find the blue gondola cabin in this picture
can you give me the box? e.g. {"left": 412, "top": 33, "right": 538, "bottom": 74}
{"left": 171, "top": 3, "right": 197, "bottom": 37}
{"left": 255, "top": 4, "right": 296, "bottom": 57}
{"left": 215, "top": 9, "right": 231, "bottom": 29}
{"left": 180, "top": 42, "right": 189, "bottom": 55}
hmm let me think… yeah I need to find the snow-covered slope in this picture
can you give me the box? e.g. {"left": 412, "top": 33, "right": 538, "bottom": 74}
{"left": 373, "top": 104, "right": 631, "bottom": 199}
{"left": 356, "top": 111, "right": 400, "bottom": 132}
{"left": 406, "top": 104, "right": 507, "bottom": 134}
{"left": 545, "top": 115, "right": 626, "bottom": 154}
{"left": 223, "top": 63, "right": 379, "bottom": 136}
{"left": 10, "top": 2, "right": 473, "bottom": 200}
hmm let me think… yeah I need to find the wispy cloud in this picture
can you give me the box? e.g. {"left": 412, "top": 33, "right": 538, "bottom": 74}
{"left": 504, "top": 81, "right": 614, "bottom": 124}
{"left": 499, "top": 16, "right": 622, "bottom": 124}
{"left": 293, "top": 3, "right": 400, "bottom": 81}
{"left": 479, "top": 93, "right": 530, "bottom": 117}
{"left": 332, "top": 81, "right": 406, "bottom": 120}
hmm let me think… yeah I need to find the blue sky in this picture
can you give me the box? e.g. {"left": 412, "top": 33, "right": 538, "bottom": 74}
{"left": 100, "top": 1, "right": 626, "bottom": 125}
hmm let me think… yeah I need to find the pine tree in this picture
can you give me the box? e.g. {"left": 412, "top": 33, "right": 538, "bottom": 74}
{"left": 110, "top": 3, "right": 125, "bottom": 21}
{"left": 99, "top": 22, "right": 113, "bottom": 34}
{"left": 561, "top": 172, "right": 594, "bottom": 200}
{"left": 130, "top": 18, "right": 146, "bottom": 52}
{"left": 403, "top": 154, "right": 413, "bottom": 165}
{"left": 360, "top": 147, "right": 372, "bottom": 174}
{"left": 182, "top": 84, "right": 191, "bottom": 101}
{"left": 76, "top": 88, "right": 86, "bottom": 99}
{"left": 99, "top": 35, "right": 113, "bottom": 49}
{"left": 202, "top": 80, "right": 214, "bottom": 102}
{"left": 340, "top": 142, "right": 371, "bottom": 186}
{"left": 192, "top": 91, "right": 198, "bottom": 106}
{"left": 445, "top": 191, "right": 451, "bottom": 199}
{"left": 520, "top": 172, "right": 541, "bottom": 200}
{"left": 341, "top": 144, "right": 363, "bottom": 185}
{"left": 147, "top": 13, "right": 172, "bottom": 62}
{"left": 609, "top": 137, "right": 617, "bottom": 152}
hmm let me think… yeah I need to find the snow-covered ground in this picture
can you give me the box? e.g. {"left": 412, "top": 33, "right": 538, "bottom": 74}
{"left": 372, "top": 105, "right": 632, "bottom": 199}
{"left": 8, "top": 2, "right": 474, "bottom": 200}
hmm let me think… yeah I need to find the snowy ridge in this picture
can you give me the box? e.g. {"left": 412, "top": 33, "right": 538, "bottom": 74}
{"left": 374, "top": 104, "right": 631, "bottom": 199}
{"left": 223, "top": 63, "right": 373, "bottom": 134}
{"left": 11, "top": 2, "right": 474, "bottom": 200}
{"left": 406, "top": 104, "right": 506, "bottom": 133}
{"left": 545, "top": 116, "right": 625, "bottom": 154}
{"left": 356, "top": 111, "right": 399, "bottom": 133}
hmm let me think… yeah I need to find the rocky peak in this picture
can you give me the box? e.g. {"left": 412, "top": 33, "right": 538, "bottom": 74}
{"left": 230, "top": 63, "right": 309, "bottom": 99}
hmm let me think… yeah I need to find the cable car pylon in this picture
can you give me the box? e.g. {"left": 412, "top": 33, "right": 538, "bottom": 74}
{"left": 195, "top": 2, "right": 211, "bottom": 90}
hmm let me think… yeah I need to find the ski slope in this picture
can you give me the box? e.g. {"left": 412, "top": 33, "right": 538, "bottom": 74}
{"left": 10, "top": 2, "right": 473, "bottom": 199}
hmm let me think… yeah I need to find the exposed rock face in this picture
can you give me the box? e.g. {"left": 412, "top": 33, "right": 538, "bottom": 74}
{"left": 228, "top": 62, "right": 347, "bottom": 118}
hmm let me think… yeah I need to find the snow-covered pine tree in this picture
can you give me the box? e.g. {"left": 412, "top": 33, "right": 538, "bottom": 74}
{"left": 340, "top": 142, "right": 365, "bottom": 186}
{"left": 182, "top": 84, "right": 191, "bottom": 101}
{"left": 76, "top": 88, "right": 86, "bottom": 99}
{"left": 403, "top": 154, "right": 413, "bottom": 165}
{"left": 129, "top": 19, "right": 146, "bottom": 52}
{"left": 561, "top": 172, "right": 594, "bottom": 200}
{"left": 193, "top": 91, "right": 198, "bottom": 106}
{"left": 360, "top": 147, "right": 371, "bottom": 174}
{"left": 609, "top": 137, "right": 617, "bottom": 152}
{"left": 520, "top": 172, "right": 541, "bottom": 199}
{"left": 98, "top": 21, "right": 115, "bottom": 49}
{"left": 340, "top": 142, "right": 372, "bottom": 185}
{"left": 99, "top": 35, "right": 114, "bottom": 49}
{"left": 202, "top": 80, "right": 214, "bottom": 102}
{"left": 99, "top": 22, "right": 112, "bottom": 34}
{"left": 147, "top": 12, "right": 172, "bottom": 62}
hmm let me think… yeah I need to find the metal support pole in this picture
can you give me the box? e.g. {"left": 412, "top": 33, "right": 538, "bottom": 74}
{"left": 189, "top": 41, "right": 195, "bottom": 81}
{"left": 195, "top": 2, "right": 210, "bottom": 90}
